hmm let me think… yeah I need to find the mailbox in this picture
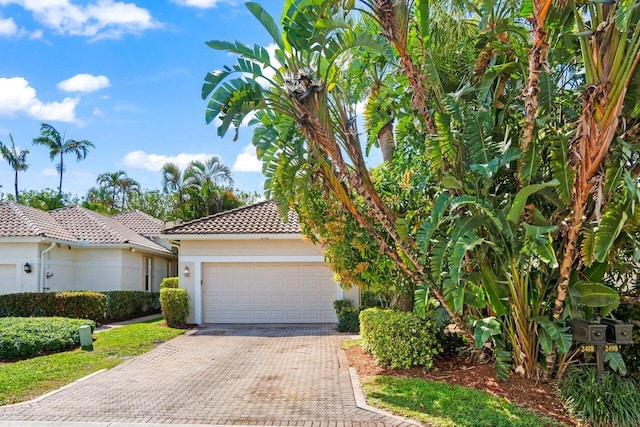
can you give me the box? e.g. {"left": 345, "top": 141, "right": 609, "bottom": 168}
{"left": 601, "top": 318, "right": 634, "bottom": 345}
{"left": 569, "top": 319, "right": 608, "bottom": 344}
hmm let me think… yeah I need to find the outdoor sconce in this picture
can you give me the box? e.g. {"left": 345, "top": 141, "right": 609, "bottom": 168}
{"left": 183, "top": 266, "right": 190, "bottom": 278}
{"left": 23, "top": 263, "right": 32, "bottom": 274}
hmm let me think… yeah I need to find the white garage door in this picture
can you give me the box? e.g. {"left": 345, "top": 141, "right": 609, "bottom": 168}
{"left": 202, "top": 263, "right": 338, "bottom": 323}
{"left": 0, "top": 264, "right": 17, "bottom": 295}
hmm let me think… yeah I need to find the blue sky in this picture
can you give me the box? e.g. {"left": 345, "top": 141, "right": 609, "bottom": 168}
{"left": 0, "top": 0, "right": 285, "bottom": 199}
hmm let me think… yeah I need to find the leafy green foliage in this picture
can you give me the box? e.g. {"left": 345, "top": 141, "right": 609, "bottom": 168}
{"left": 613, "top": 298, "right": 640, "bottom": 381}
{"left": 159, "top": 288, "right": 189, "bottom": 328}
{"left": 333, "top": 299, "right": 360, "bottom": 333}
{"left": 0, "top": 292, "right": 106, "bottom": 322}
{"left": 0, "top": 317, "right": 96, "bottom": 360}
{"left": 160, "top": 277, "right": 179, "bottom": 289}
{"left": 359, "top": 308, "right": 442, "bottom": 369}
{"left": 559, "top": 367, "right": 640, "bottom": 427}
{"left": 102, "top": 291, "right": 160, "bottom": 323}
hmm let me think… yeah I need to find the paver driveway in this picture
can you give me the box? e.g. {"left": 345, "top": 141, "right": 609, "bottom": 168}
{"left": 0, "top": 324, "right": 419, "bottom": 426}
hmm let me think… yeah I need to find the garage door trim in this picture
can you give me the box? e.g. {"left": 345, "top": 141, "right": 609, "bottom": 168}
{"left": 180, "top": 255, "right": 343, "bottom": 324}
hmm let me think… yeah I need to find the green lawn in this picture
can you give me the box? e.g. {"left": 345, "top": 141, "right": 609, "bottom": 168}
{"left": 0, "top": 320, "right": 185, "bottom": 406}
{"left": 364, "top": 376, "right": 562, "bottom": 427}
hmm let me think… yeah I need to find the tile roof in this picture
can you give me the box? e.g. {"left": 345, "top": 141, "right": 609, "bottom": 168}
{"left": 0, "top": 202, "right": 77, "bottom": 242}
{"left": 162, "top": 200, "right": 300, "bottom": 235}
{"left": 0, "top": 202, "right": 171, "bottom": 254}
{"left": 50, "top": 206, "right": 171, "bottom": 253}
{"left": 111, "top": 210, "right": 164, "bottom": 236}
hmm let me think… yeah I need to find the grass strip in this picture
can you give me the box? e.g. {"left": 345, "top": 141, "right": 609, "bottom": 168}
{"left": 0, "top": 320, "right": 184, "bottom": 406}
{"left": 363, "top": 375, "right": 562, "bottom": 427}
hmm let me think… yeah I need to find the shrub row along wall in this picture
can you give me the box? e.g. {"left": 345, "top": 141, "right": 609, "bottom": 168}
{"left": 0, "top": 291, "right": 161, "bottom": 323}
{"left": 0, "top": 291, "right": 106, "bottom": 322}
{"left": 0, "top": 317, "right": 97, "bottom": 360}
{"left": 103, "top": 291, "right": 161, "bottom": 323}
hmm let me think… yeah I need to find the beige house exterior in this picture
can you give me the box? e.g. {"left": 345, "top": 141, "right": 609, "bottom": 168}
{"left": 0, "top": 203, "right": 176, "bottom": 294}
{"left": 163, "top": 201, "right": 359, "bottom": 325}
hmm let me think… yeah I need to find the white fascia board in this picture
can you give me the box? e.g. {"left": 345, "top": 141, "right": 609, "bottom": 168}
{"left": 0, "top": 237, "right": 44, "bottom": 243}
{"left": 180, "top": 255, "right": 324, "bottom": 263}
{"left": 160, "top": 233, "right": 302, "bottom": 241}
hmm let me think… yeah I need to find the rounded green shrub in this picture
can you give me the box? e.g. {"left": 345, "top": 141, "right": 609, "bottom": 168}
{"left": 160, "top": 277, "right": 179, "bottom": 289}
{"left": 559, "top": 367, "right": 640, "bottom": 427}
{"left": 0, "top": 317, "right": 96, "bottom": 360}
{"left": 359, "top": 307, "right": 442, "bottom": 369}
{"left": 160, "top": 288, "right": 189, "bottom": 328}
{"left": 333, "top": 299, "right": 360, "bottom": 333}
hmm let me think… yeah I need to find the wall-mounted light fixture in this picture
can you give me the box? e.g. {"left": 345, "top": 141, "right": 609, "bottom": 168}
{"left": 23, "top": 263, "right": 32, "bottom": 274}
{"left": 183, "top": 266, "right": 190, "bottom": 278}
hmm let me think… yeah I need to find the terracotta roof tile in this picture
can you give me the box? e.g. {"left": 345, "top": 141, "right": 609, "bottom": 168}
{"left": 0, "top": 202, "right": 171, "bottom": 254}
{"left": 0, "top": 202, "right": 76, "bottom": 242}
{"left": 162, "top": 200, "right": 300, "bottom": 235}
{"left": 50, "top": 206, "right": 170, "bottom": 253}
{"left": 111, "top": 210, "right": 164, "bottom": 236}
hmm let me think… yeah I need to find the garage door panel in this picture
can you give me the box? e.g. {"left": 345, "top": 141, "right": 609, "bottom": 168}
{"left": 0, "top": 264, "right": 17, "bottom": 295}
{"left": 203, "top": 262, "right": 338, "bottom": 323}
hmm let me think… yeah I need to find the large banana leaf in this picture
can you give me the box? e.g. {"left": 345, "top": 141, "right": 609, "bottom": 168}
{"left": 593, "top": 199, "right": 629, "bottom": 263}
{"left": 506, "top": 179, "right": 559, "bottom": 224}
{"left": 572, "top": 281, "right": 620, "bottom": 316}
{"left": 478, "top": 266, "right": 508, "bottom": 316}
{"left": 550, "top": 135, "right": 574, "bottom": 205}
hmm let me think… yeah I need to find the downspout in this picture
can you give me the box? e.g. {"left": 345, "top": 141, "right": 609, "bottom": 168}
{"left": 39, "top": 241, "right": 56, "bottom": 292}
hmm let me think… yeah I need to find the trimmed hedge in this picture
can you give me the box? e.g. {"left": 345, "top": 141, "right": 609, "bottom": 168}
{"left": 160, "top": 277, "right": 179, "bottom": 289}
{"left": 160, "top": 288, "right": 189, "bottom": 328}
{"left": 333, "top": 299, "right": 360, "bottom": 333}
{"left": 0, "top": 317, "right": 96, "bottom": 360}
{"left": 359, "top": 308, "right": 442, "bottom": 369}
{"left": 0, "top": 292, "right": 106, "bottom": 322}
{"left": 102, "top": 291, "right": 161, "bottom": 323}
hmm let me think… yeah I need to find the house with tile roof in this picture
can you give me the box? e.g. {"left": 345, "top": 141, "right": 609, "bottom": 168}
{"left": 162, "top": 200, "right": 359, "bottom": 325}
{"left": 0, "top": 202, "right": 176, "bottom": 295}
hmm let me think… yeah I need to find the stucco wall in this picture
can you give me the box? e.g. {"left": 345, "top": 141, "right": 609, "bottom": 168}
{"left": 179, "top": 238, "right": 324, "bottom": 257}
{"left": 0, "top": 241, "right": 175, "bottom": 293}
{"left": 0, "top": 242, "right": 39, "bottom": 294}
{"left": 179, "top": 261, "right": 196, "bottom": 324}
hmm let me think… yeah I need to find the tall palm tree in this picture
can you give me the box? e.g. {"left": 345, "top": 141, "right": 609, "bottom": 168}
{"left": 0, "top": 134, "right": 29, "bottom": 203}
{"left": 118, "top": 175, "right": 140, "bottom": 210}
{"left": 161, "top": 162, "right": 191, "bottom": 220}
{"left": 187, "top": 156, "right": 233, "bottom": 215}
{"left": 32, "top": 123, "right": 94, "bottom": 197}
{"left": 96, "top": 170, "right": 126, "bottom": 209}
{"left": 96, "top": 170, "right": 140, "bottom": 210}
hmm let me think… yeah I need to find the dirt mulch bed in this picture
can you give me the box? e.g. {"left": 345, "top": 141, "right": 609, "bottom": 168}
{"left": 345, "top": 344, "right": 579, "bottom": 426}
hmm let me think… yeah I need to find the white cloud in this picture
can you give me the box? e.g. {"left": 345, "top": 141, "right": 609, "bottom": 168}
{"left": 42, "top": 168, "right": 58, "bottom": 177}
{"left": 0, "top": 17, "right": 17, "bottom": 37}
{"left": 0, "top": 77, "right": 78, "bottom": 122}
{"left": 2, "top": 0, "right": 161, "bottom": 40}
{"left": 232, "top": 144, "right": 261, "bottom": 173}
{"left": 122, "top": 150, "right": 221, "bottom": 171}
{"left": 92, "top": 107, "right": 105, "bottom": 116}
{"left": 58, "top": 73, "right": 110, "bottom": 93}
{"left": 172, "top": 0, "right": 231, "bottom": 8}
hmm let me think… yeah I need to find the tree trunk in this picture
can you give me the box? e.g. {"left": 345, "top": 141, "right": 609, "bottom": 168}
{"left": 378, "top": 119, "right": 395, "bottom": 162}
{"left": 58, "top": 153, "right": 64, "bottom": 197}
{"left": 519, "top": 1, "right": 551, "bottom": 187}
{"left": 14, "top": 169, "right": 19, "bottom": 203}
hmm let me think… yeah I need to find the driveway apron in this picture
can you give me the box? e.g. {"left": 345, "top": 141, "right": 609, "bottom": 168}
{"left": 0, "top": 324, "right": 418, "bottom": 426}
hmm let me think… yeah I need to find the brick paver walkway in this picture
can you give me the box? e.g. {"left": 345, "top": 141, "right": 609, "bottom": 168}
{"left": 0, "top": 324, "right": 420, "bottom": 426}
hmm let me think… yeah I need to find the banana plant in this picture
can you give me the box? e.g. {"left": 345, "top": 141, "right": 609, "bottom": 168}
{"left": 553, "top": 0, "right": 640, "bottom": 320}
